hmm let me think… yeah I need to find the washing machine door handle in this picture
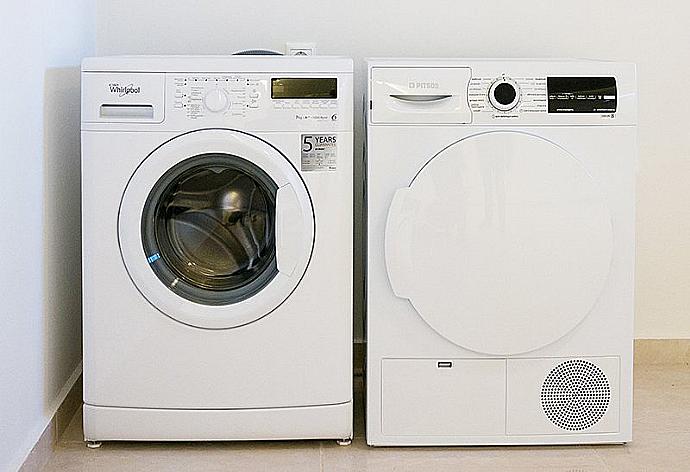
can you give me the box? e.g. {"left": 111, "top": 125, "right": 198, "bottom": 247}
{"left": 275, "top": 183, "right": 307, "bottom": 277}
{"left": 384, "top": 187, "right": 415, "bottom": 299}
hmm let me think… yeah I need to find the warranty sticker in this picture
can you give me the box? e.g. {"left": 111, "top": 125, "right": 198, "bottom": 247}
{"left": 301, "top": 134, "right": 337, "bottom": 172}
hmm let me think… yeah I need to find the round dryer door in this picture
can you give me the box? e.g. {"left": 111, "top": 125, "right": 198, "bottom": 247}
{"left": 119, "top": 129, "right": 314, "bottom": 329}
{"left": 385, "top": 131, "right": 613, "bottom": 355}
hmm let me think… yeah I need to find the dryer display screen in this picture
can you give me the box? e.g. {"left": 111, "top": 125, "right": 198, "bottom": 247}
{"left": 271, "top": 78, "right": 337, "bottom": 99}
{"left": 547, "top": 77, "right": 617, "bottom": 113}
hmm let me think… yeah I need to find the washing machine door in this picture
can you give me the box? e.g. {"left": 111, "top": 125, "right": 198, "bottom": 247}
{"left": 119, "top": 129, "right": 314, "bottom": 329}
{"left": 385, "top": 131, "right": 613, "bottom": 355}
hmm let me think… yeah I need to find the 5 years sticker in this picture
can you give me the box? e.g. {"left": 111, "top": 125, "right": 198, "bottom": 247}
{"left": 301, "top": 134, "right": 337, "bottom": 172}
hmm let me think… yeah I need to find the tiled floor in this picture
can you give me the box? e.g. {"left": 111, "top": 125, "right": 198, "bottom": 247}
{"left": 44, "top": 364, "right": 690, "bottom": 471}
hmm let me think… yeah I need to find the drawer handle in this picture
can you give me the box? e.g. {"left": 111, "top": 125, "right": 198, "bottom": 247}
{"left": 389, "top": 94, "right": 453, "bottom": 103}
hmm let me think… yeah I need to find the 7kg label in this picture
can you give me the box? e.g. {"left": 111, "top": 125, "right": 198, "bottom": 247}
{"left": 301, "top": 134, "right": 337, "bottom": 172}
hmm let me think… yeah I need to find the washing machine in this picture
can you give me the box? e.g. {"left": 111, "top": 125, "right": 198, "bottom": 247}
{"left": 365, "top": 59, "right": 636, "bottom": 445}
{"left": 81, "top": 55, "right": 353, "bottom": 443}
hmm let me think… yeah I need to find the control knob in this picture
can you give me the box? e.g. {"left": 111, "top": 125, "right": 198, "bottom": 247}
{"left": 488, "top": 78, "right": 520, "bottom": 111}
{"left": 203, "top": 88, "right": 228, "bottom": 113}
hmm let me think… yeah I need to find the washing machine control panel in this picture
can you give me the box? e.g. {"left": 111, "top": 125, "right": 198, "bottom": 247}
{"left": 170, "top": 74, "right": 339, "bottom": 121}
{"left": 171, "top": 75, "right": 266, "bottom": 119}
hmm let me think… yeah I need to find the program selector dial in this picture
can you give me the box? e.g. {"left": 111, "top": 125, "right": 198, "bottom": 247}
{"left": 488, "top": 77, "right": 520, "bottom": 111}
{"left": 203, "top": 88, "right": 229, "bottom": 112}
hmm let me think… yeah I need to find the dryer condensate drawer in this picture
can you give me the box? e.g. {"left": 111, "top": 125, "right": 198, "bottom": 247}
{"left": 381, "top": 358, "right": 506, "bottom": 437}
{"left": 370, "top": 67, "right": 472, "bottom": 124}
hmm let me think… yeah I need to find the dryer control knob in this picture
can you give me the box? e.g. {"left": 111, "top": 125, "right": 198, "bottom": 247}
{"left": 489, "top": 78, "right": 520, "bottom": 111}
{"left": 203, "top": 88, "right": 228, "bottom": 113}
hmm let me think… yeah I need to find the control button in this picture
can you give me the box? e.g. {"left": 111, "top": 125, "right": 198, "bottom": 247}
{"left": 329, "top": 102, "right": 337, "bottom": 108}
{"left": 174, "top": 102, "right": 183, "bottom": 108}
{"left": 488, "top": 78, "right": 520, "bottom": 111}
{"left": 203, "top": 88, "right": 228, "bottom": 112}
{"left": 248, "top": 102, "right": 259, "bottom": 108}
{"left": 494, "top": 83, "right": 516, "bottom": 105}
{"left": 249, "top": 92, "right": 259, "bottom": 99}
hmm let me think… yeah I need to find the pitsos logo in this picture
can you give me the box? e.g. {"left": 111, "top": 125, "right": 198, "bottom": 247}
{"left": 408, "top": 80, "right": 439, "bottom": 89}
{"left": 109, "top": 83, "right": 141, "bottom": 97}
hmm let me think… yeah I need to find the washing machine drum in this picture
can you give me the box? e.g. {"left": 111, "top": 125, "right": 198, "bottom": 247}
{"left": 119, "top": 129, "right": 314, "bottom": 329}
{"left": 142, "top": 154, "right": 279, "bottom": 306}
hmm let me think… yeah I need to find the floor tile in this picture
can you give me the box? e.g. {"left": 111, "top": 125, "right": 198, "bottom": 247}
{"left": 42, "top": 365, "right": 690, "bottom": 471}
{"left": 594, "top": 430, "right": 690, "bottom": 471}
{"left": 320, "top": 438, "right": 610, "bottom": 472}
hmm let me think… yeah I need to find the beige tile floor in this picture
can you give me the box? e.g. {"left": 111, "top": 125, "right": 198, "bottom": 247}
{"left": 44, "top": 364, "right": 690, "bottom": 471}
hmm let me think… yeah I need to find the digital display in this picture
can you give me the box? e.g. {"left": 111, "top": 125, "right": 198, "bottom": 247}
{"left": 547, "top": 77, "right": 617, "bottom": 113}
{"left": 271, "top": 78, "right": 337, "bottom": 99}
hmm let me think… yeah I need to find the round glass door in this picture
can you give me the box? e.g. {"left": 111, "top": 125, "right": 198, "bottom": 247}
{"left": 141, "top": 153, "right": 279, "bottom": 306}
{"left": 385, "top": 131, "right": 613, "bottom": 355}
{"left": 119, "top": 129, "right": 314, "bottom": 329}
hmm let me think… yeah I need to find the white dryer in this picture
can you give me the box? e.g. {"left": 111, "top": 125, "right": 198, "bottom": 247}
{"left": 365, "top": 59, "right": 636, "bottom": 445}
{"left": 81, "top": 56, "right": 353, "bottom": 443}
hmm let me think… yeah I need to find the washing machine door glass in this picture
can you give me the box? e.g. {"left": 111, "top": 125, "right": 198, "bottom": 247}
{"left": 384, "top": 131, "right": 613, "bottom": 355}
{"left": 119, "top": 129, "right": 314, "bottom": 329}
{"left": 141, "top": 153, "right": 278, "bottom": 305}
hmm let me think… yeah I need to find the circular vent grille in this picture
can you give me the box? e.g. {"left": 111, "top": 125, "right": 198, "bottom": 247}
{"left": 540, "top": 359, "right": 611, "bottom": 431}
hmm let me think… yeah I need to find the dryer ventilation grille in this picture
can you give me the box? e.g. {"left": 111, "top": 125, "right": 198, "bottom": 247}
{"left": 540, "top": 359, "right": 610, "bottom": 431}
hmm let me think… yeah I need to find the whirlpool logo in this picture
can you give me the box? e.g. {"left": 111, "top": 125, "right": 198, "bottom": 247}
{"left": 108, "top": 83, "right": 141, "bottom": 97}
{"left": 408, "top": 80, "right": 439, "bottom": 89}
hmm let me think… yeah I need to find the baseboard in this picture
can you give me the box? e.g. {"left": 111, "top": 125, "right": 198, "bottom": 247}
{"left": 634, "top": 339, "right": 690, "bottom": 366}
{"left": 18, "top": 363, "right": 82, "bottom": 472}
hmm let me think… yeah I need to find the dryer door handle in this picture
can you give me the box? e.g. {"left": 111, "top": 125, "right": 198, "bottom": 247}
{"left": 389, "top": 94, "right": 453, "bottom": 102}
{"left": 275, "top": 183, "right": 304, "bottom": 277}
{"left": 384, "top": 187, "right": 415, "bottom": 299}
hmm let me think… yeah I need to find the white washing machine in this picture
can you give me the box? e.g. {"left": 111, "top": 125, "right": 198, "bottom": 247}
{"left": 365, "top": 59, "right": 636, "bottom": 445}
{"left": 81, "top": 56, "right": 353, "bottom": 443}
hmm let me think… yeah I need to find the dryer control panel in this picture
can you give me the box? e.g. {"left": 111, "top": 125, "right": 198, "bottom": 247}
{"left": 469, "top": 75, "right": 548, "bottom": 116}
{"left": 368, "top": 61, "right": 636, "bottom": 126}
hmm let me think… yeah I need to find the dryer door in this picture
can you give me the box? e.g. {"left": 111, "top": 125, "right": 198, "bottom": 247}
{"left": 119, "top": 129, "right": 314, "bottom": 329}
{"left": 385, "top": 131, "right": 613, "bottom": 355}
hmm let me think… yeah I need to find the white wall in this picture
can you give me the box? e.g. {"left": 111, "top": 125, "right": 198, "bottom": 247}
{"left": 95, "top": 0, "right": 690, "bottom": 339}
{"left": 0, "top": 1, "right": 94, "bottom": 470}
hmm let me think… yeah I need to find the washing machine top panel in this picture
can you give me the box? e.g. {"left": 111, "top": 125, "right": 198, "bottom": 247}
{"left": 119, "top": 128, "right": 315, "bottom": 329}
{"left": 81, "top": 55, "right": 354, "bottom": 133}
{"left": 384, "top": 131, "right": 613, "bottom": 355}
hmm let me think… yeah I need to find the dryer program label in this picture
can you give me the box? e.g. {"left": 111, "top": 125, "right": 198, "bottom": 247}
{"left": 301, "top": 134, "right": 337, "bottom": 172}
